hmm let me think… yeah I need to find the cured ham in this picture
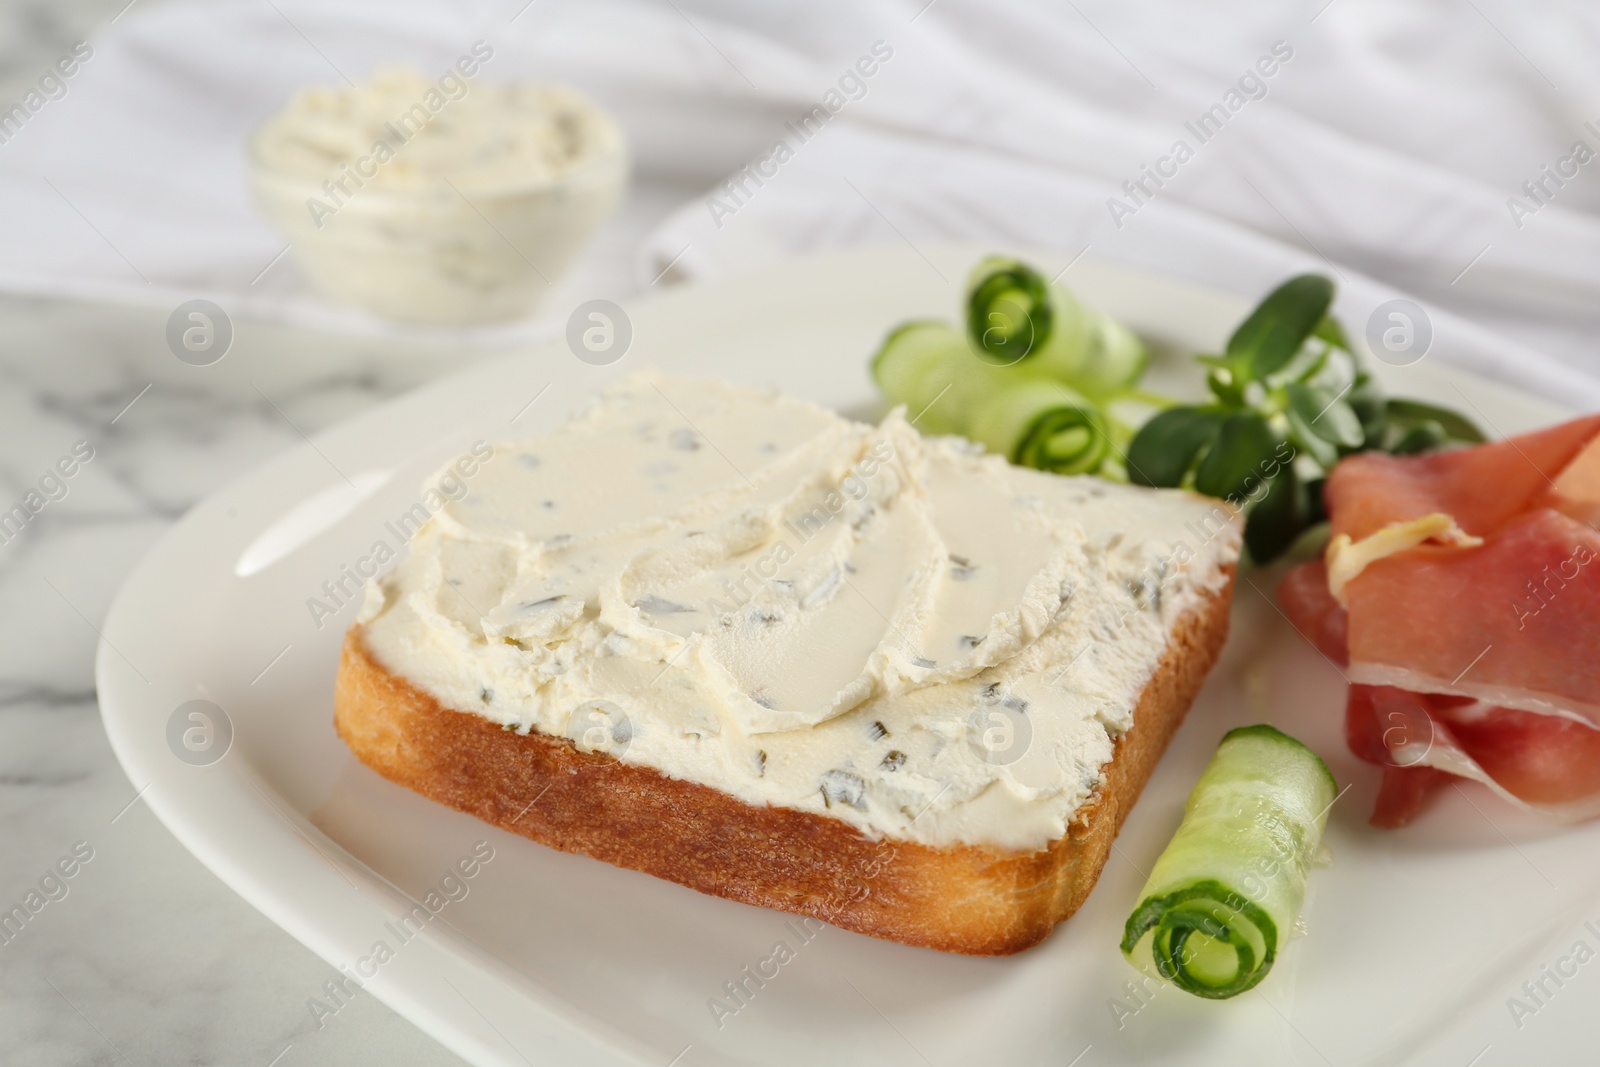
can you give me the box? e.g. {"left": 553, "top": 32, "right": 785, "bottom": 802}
{"left": 1342, "top": 509, "right": 1600, "bottom": 721}
{"left": 1279, "top": 415, "right": 1600, "bottom": 826}
{"left": 1276, "top": 559, "right": 1346, "bottom": 666}
{"left": 1342, "top": 684, "right": 1600, "bottom": 827}
{"left": 1322, "top": 414, "right": 1600, "bottom": 540}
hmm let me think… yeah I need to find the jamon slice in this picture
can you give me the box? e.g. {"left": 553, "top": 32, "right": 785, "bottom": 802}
{"left": 1343, "top": 683, "right": 1456, "bottom": 827}
{"left": 1282, "top": 564, "right": 1600, "bottom": 826}
{"left": 1324, "top": 414, "right": 1600, "bottom": 540}
{"left": 1278, "top": 410, "right": 1600, "bottom": 828}
{"left": 1322, "top": 415, "right": 1600, "bottom": 725}
{"left": 1277, "top": 558, "right": 1347, "bottom": 665}
{"left": 1345, "top": 685, "right": 1600, "bottom": 826}
{"left": 1342, "top": 509, "right": 1600, "bottom": 723}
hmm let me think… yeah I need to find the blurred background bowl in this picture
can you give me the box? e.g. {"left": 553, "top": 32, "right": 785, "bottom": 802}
{"left": 248, "top": 105, "right": 628, "bottom": 326}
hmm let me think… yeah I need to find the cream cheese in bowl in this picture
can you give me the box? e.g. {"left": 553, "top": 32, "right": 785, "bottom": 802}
{"left": 250, "top": 55, "right": 627, "bottom": 323}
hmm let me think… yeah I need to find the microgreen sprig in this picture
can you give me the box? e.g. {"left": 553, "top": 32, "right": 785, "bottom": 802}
{"left": 1127, "top": 275, "right": 1485, "bottom": 563}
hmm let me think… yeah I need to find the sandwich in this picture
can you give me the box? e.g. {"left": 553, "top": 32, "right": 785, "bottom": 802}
{"left": 335, "top": 373, "right": 1240, "bottom": 954}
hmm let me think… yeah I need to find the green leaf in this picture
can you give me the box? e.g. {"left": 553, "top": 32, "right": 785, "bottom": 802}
{"left": 1385, "top": 398, "right": 1486, "bottom": 445}
{"left": 1244, "top": 466, "right": 1308, "bottom": 564}
{"left": 1126, "top": 407, "right": 1224, "bottom": 488}
{"left": 1286, "top": 383, "right": 1364, "bottom": 449}
{"left": 1313, "top": 314, "right": 1351, "bottom": 352}
{"left": 1206, "top": 367, "right": 1246, "bottom": 407}
{"left": 1321, "top": 401, "right": 1366, "bottom": 449}
{"left": 1272, "top": 339, "right": 1331, "bottom": 386}
{"left": 1194, "top": 411, "right": 1280, "bottom": 500}
{"left": 1390, "top": 421, "right": 1448, "bottom": 455}
{"left": 1347, "top": 373, "right": 1387, "bottom": 448}
{"left": 1305, "top": 476, "right": 1327, "bottom": 526}
{"left": 1225, "top": 275, "right": 1337, "bottom": 380}
{"left": 1281, "top": 396, "right": 1338, "bottom": 469}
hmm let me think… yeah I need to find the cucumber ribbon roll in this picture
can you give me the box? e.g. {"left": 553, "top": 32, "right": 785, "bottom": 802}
{"left": 869, "top": 320, "right": 987, "bottom": 436}
{"left": 1121, "top": 725, "right": 1336, "bottom": 1000}
{"left": 870, "top": 321, "right": 1113, "bottom": 475}
{"left": 965, "top": 255, "right": 1148, "bottom": 399}
{"left": 968, "top": 378, "right": 1110, "bottom": 476}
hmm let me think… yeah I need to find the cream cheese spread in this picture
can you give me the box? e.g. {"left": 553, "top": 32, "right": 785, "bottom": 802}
{"left": 358, "top": 374, "right": 1241, "bottom": 851}
{"left": 254, "top": 67, "right": 623, "bottom": 194}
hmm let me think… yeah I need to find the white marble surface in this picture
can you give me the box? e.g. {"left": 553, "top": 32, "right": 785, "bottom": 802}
{"left": 0, "top": 298, "right": 475, "bottom": 1067}
{"left": 0, "top": 4, "right": 697, "bottom": 1062}
{"left": 0, "top": 225, "right": 707, "bottom": 1067}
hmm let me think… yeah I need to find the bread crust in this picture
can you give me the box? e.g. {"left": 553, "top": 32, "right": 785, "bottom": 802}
{"left": 334, "top": 574, "right": 1233, "bottom": 955}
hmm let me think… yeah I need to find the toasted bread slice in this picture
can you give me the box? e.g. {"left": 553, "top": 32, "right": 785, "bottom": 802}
{"left": 333, "top": 571, "right": 1231, "bottom": 956}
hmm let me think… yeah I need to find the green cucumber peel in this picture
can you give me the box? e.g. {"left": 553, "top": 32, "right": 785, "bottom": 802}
{"left": 1121, "top": 725, "right": 1335, "bottom": 1001}
{"left": 869, "top": 320, "right": 982, "bottom": 436}
{"left": 871, "top": 318, "right": 1117, "bottom": 474}
{"left": 966, "top": 378, "right": 1113, "bottom": 477}
{"left": 964, "top": 254, "right": 1147, "bottom": 398}
{"left": 871, "top": 258, "right": 1484, "bottom": 564}
{"left": 966, "top": 256, "right": 1053, "bottom": 366}
{"left": 1123, "top": 880, "right": 1276, "bottom": 998}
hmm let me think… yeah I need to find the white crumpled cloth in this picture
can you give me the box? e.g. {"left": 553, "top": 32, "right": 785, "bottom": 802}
{"left": 1, "top": 0, "right": 1596, "bottom": 403}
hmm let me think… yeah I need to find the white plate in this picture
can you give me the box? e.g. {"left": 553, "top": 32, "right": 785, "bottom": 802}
{"left": 99, "top": 244, "right": 1594, "bottom": 1067}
